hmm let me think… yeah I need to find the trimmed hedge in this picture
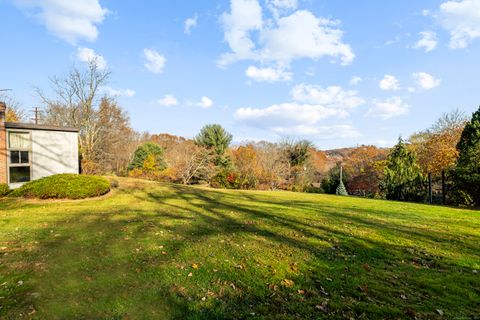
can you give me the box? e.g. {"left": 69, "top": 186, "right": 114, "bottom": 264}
{"left": 10, "top": 174, "right": 111, "bottom": 199}
{"left": 0, "top": 183, "right": 9, "bottom": 197}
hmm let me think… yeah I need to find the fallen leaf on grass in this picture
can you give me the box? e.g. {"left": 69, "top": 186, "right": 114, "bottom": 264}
{"left": 315, "top": 299, "right": 329, "bottom": 313}
{"left": 192, "top": 263, "right": 199, "bottom": 269}
{"left": 281, "top": 279, "right": 295, "bottom": 288}
{"left": 436, "top": 309, "right": 444, "bottom": 316}
{"left": 188, "top": 272, "right": 193, "bottom": 277}
{"left": 362, "top": 263, "right": 371, "bottom": 272}
{"left": 358, "top": 285, "right": 368, "bottom": 292}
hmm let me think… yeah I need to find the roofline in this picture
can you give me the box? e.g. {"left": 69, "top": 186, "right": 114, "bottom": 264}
{"left": 5, "top": 122, "right": 79, "bottom": 133}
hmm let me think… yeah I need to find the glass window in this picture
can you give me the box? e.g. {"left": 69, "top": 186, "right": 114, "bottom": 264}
{"left": 10, "top": 151, "right": 20, "bottom": 164}
{"left": 9, "top": 132, "right": 31, "bottom": 149}
{"left": 9, "top": 166, "right": 31, "bottom": 183}
{"left": 20, "top": 151, "right": 29, "bottom": 164}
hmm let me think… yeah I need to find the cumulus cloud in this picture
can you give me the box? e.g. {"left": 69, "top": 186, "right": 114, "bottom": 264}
{"left": 235, "top": 102, "right": 345, "bottom": 127}
{"left": 366, "top": 97, "right": 410, "bottom": 120}
{"left": 219, "top": 0, "right": 354, "bottom": 67}
{"left": 184, "top": 13, "right": 198, "bottom": 34}
{"left": 77, "top": 47, "right": 107, "bottom": 69}
{"left": 235, "top": 82, "right": 364, "bottom": 139}
{"left": 245, "top": 65, "right": 292, "bottom": 82}
{"left": 379, "top": 75, "right": 400, "bottom": 91}
{"left": 413, "top": 72, "right": 441, "bottom": 90}
{"left": 197, "top": 96, "right": 214, "bottom": 108}
{"left": 350, "top": 76, "right": 362, "bottom": 86}
{"left": 143, "top": 49, "right": 166, "bottom": 74}
{"left": 413, "top": 31, "right": 438, "bottom": 52}
{"left": 271, "top": 124, "right": 359, "bottom": 139}
{"left": 266, "top": 0, "right": 297, "bottom": 18}
{"left": 220, "top": 0, "right": 263, "bottom": 63}
{"left": 291, "top": 84, "right": 365, "bottom": 109}
{"left": 157, "top": 94, "right": 179, "bottom": 107}
{"left": 437, "top": 0, "right": 480, "bottom": 49}
{"left": 13, "top": 0, "right": 108, "bottom": 44}
{"left": 103, "top": 86, "right": 135, "bottom": 97}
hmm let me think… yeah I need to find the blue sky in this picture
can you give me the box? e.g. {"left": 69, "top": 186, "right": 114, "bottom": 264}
{"left": 1, "top": 0, "right": 479, "bottom": 149}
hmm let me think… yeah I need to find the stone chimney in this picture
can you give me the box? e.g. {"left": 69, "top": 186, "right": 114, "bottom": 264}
{"left": 0, "top": 102, "right": 7, "bottom": 184}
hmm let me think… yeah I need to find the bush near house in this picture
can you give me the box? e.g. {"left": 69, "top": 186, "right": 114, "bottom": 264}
{"left": 10, "top": 174, "right": 110, "bottom": 199}
{"left": 0, "top": 183, "right": 9, "bottom": 197}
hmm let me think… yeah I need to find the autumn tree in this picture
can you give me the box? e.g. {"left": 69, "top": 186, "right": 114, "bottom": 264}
{"left": 343, "top": 145, "right": 388, "bottom": 196}
{"left": 128, "top": 142, "right": 167, "bottom": 179}
{"left": 454, "top": 106, "right": 480, "bottom": 206}
{"left": 381, "top": 138, "right": 425, "bottom": 201}
{"left": 232, "top": 144, "right": 261, "bottom": 189}
{"left": 0, "top": 95, "right": 26, "bottom": 122}
{"left": 409, "top": 109, "right": 467, "bottom": 175}
{"left": 164, "top": 140, "right": 212, "bottom": 184}
{"left": 254, "top": 141, "right": 289, "bottom": 190}
{"left": 95, "top": 97, "right": 140, "bottom": 175}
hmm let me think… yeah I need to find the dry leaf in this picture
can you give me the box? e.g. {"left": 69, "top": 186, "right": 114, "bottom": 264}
{"left": 281, "top": 279, "right": 295, "bottom": 288}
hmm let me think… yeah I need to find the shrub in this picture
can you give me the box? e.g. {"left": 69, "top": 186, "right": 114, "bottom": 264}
{"left": 10, "top": 174, "right": 110, "bottom": 199}
{"left": 0, "top": 183, "right": 10, "bottom": 197}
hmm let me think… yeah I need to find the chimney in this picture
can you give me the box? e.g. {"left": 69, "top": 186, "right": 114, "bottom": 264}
{"left": 0, "top": 101, "right": 5, "bottom": 126}
{"left": 0, "top": 101, "right": 7, "bottom": 184}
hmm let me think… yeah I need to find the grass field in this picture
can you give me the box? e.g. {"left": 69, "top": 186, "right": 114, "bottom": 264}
{"left": 0, "top": 178, "right": 479, "bottom": 319}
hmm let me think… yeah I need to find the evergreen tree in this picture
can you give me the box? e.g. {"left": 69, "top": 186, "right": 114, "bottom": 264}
{"left": 335, "top": 166, "right": 348, "bottom": 196}
{"left": 128, "top": 142, "right": 166, "bottom": 171}
{"left": 381, "top": 138, "right": 425, "bottom": 201}
{"left": 454, "top": 106, "right": 480, "bottom": 206}
{"left": 195, "top": 124, "right": 232, "bottom": 156}
{"left": 195, "top": 124, "right": 233, "bottom": 168}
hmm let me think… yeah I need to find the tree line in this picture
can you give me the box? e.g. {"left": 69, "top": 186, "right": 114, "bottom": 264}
{"left": 3, "top": 61, "right": 479, "bottom": 207}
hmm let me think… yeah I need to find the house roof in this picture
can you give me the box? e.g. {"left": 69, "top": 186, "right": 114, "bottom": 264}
{"left": 5, "top": 122, "right": 79, "bottom": 132}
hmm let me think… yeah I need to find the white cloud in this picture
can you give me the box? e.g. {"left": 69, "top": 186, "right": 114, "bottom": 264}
{"left": 14, "top": 0, "right": 108, "bottom": 44}
{"left": 266, "top": 0, "right": 297, "bottom": 18}
{"left": 379, "top": 74, "right": 400, "bottom": 91}
{"left": 235, "top": 102, "right": 345, "bottom": 126}
{"left": 245, "top": 65, "right": 292, "bottom": 82}
{"left": 271, "top": 124, "right": 360, "bottom": 139}
{"left": 103, "top": 87, "right": 135, "bottom": 97}
{"left": 291, "top": 84, "right": 365, "bottom": 109}
{"left": 220, "top": 0, "right": 263, "bottom": 63}
{"left": 366, "top": 97, "right": 410, "bottom": 120}
{"left": 184, "top": 13, "right": 198, "bottom": 34}
{"left": 197, "top": 96, "right": 214, "bottom": 108}
{"left": 349, "top": 76, "right": 362, "bottom": 86}
{"left": 157, "top": 94, "right": 179, "bottom": 107}
{"left": 76, "top": 47, "right": 107, "bottom": 69}
{"left": 438, "top": 0, "right": 480, "bottom": 49}
{"left": 235, "top": 82, "right": 363, "bottom": 139}
{"left": 219, "top": 1, "right": 354, "bottom": 67}
{"left": 143, "top": 49, "right": 166, "bottom": 74}
{"left": 413, "top": 72, "right": 441, "bottom": 90}
{"left": 413, "top": 31, "right": 438, "bottom": 52}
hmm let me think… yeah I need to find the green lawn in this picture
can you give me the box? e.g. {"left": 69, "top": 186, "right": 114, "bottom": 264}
{"left": 0, "top": 178, "right": 479, "bottom": 319}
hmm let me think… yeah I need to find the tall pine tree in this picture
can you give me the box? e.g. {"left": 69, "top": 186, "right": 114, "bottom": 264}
{"left": 454, "top": 106, "right": 480, "bottom": 206}
{"left": 381, "top": 138, "right": 425, "bottom": 201}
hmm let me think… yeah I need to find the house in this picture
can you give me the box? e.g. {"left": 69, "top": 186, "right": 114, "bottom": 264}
{"left": 0, "top": 102, "right": 79, "bottom": 188}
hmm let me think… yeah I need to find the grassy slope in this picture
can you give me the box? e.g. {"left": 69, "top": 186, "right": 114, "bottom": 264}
{"left": 0, "top": 178, "right": 479, "bottom": 319}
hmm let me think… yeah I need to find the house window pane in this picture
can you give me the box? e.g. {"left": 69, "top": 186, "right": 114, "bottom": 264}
{"left": 20, "top": 151, "right": 29, "bottom": 164}
{"left": 9, "top": 132, "right": 30, "bottom": 149}
{"left": 10, "top": 151, "right": 20, "bottom": 164}
{"left": 9, "top": 166, "right": 31, "bottom": 183}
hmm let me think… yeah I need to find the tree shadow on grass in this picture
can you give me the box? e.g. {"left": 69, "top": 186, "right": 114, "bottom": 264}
{"left": 1, "top": 182, "right": 479, "bottom": 319}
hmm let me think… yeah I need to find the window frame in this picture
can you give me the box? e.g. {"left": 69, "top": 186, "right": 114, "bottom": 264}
{"left": 7, "top": 130, "right": 33, "bottom": 184}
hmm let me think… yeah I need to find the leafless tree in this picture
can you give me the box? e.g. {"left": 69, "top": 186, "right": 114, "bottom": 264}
{"left": 38, "top": 58, "right": 110, "bottom": 168}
